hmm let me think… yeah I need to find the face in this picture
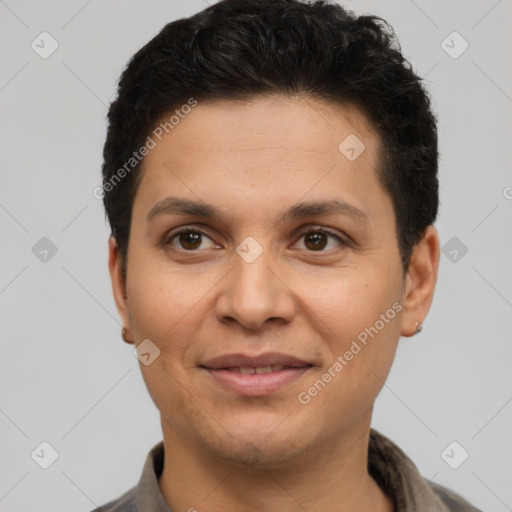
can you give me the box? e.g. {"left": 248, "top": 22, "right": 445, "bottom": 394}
{"left": 109, "top": 95, "right": 439, "bottom": 468}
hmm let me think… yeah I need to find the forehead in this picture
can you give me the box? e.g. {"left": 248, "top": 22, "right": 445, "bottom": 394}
{"left": 151, "top": 95, "right": 376, "bottom": 157}
{"left": 132, "top": 95, "right": 389, "bottom": 224}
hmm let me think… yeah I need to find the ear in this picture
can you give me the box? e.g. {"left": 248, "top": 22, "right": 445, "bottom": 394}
{"left": 108, "top": 236, "right": 133, "bottom": 343}
{"left": 401, "top": 225, "right": 440, "bottom": 337}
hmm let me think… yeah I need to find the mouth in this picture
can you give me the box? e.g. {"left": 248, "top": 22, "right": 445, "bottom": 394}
{"left": 199, "top": 353, "right": 313, "bottom": 396}
{"left": 209, "top": 364, "right": 311, "bottom": 374}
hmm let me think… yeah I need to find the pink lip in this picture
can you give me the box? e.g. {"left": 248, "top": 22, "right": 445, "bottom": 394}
{"left": 200, "top": 352, "right": 313, "bottom": 396}
{"left": 202, "top": 366, "right": 311, "bottom": 396}
{"left": 201, "top": 352, "right": 311, "bottom": 369}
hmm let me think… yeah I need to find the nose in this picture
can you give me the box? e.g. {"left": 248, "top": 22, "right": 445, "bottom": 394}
{"left": 214, "top": 245, "right": 296, "bottom": 331}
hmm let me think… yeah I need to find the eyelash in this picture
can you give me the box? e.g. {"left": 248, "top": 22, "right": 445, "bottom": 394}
{"left": 164, "top": 225, "right": 348, "bottom": 253}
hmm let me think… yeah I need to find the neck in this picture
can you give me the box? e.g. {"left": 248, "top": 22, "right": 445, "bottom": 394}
{"left": 158, "top": 419, "right": 394, "bottom": 512}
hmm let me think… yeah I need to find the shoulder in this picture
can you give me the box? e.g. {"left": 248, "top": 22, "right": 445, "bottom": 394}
{"left": 429, "top": 481, "right": 483, "bottom": 512}
{"left": 89, "top": 485, "right": 137, "bottom": 512}
{"left": 368, "top": 429, "right": 482, "bottom": 512}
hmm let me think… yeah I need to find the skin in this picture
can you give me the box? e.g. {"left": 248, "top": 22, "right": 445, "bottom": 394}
{"left": 109, "top": 94, "right": 440, "bottom": 512}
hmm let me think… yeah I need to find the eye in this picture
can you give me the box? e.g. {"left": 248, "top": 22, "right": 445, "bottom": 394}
{"left": 166, "top": 228, "right": 217, "bottom": 251}
{"left": 294, "top": 228, "right": 346, "bottom": 252}
{"left": 165, "top": 226, "right": 347, "bottom": 253}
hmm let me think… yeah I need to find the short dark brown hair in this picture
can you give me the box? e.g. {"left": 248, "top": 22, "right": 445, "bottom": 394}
{"left": 101, "top": 0, "right": 438, "bottom": 278}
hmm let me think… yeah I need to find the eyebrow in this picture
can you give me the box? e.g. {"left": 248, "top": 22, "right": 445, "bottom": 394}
{"left": 146, "top": 196, "right": 368, "bottom": 224}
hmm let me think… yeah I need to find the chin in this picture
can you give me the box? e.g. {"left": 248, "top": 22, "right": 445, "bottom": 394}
{"left": 204, "top": 419, "right": 309, "bottom": 470}
{"left": 216, "top": 439, "right": 300, "bottom": 470}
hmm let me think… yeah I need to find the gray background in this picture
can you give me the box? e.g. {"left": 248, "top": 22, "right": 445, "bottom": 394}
{"left": 1, "top": 0, "right": 511, "bottom": 510}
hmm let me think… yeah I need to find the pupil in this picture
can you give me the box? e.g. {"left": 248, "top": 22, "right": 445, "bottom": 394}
{"left": 306, "top": 232, "right": 327, "bottom": 250}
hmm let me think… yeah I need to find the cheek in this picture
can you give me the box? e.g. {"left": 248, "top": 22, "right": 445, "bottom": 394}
{"left": 298, "top": 304, "right": 401, "bottom": 431}
{"left": 126, "top": 261, "right": 208, "bottom": 425}
{"left": 126, "top": 253, "right": 210, "bottom": 340}
{"left": 295, "top": 264, "right": 402, "bottom": 403}
{"left": 290, "top": 261, "right": 401, "bottom": 339}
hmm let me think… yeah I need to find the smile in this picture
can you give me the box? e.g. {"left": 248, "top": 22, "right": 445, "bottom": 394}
{"left": 202, "top": 365, "right": 312, "bottom": 396}
{"left": 220, "top": 365, "right": 292, "bottom": 374}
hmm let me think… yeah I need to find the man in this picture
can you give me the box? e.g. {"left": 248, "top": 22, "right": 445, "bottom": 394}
{"left": 95, "top": 0, "right": 481, "bottom": 510}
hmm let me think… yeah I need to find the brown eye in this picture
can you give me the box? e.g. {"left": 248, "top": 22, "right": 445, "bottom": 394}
{"left": 304, "top": 232, "right": 328, "bottom": 250}
{"left": 296, "top": 228, "right": 346, "bottom": 252}
{"left": 167, "top": 229, "right": 216, "bottom": 251}
{"left": 178, "top": 231, "right": 202, "bottom": 250}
